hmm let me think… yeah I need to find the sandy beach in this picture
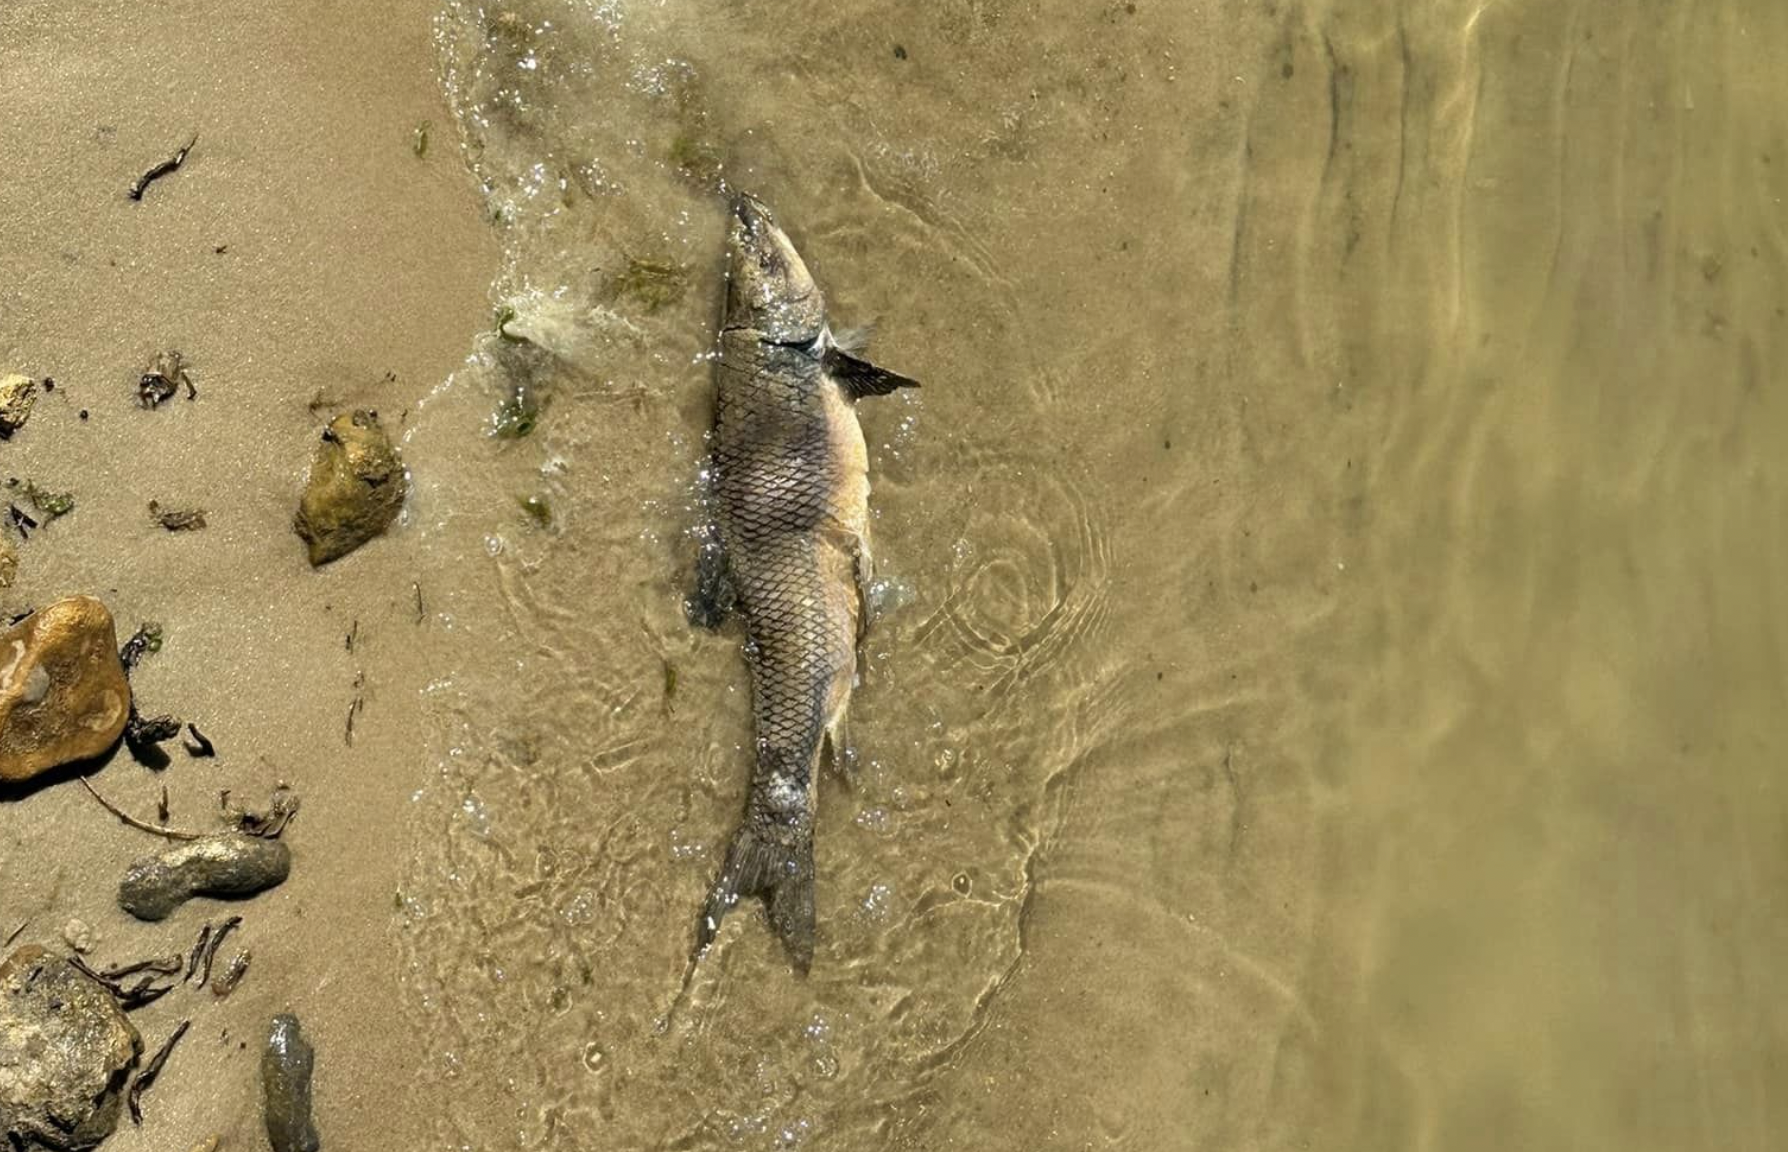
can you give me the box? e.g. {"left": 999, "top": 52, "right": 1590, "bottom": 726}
{"left": 1, "top": 0, "right": 494, "bottom": 1144}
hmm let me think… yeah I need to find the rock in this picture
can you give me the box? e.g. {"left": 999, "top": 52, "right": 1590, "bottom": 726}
{"left": 0, "top": 944, "right": 142, "bottom": 1150}
{"left": 118, "top": 833, "right": 291, "bottom": 921}
{"left": 292, "top": 409, "right": 407, "bottom": 566}
{"left": 0, "top": 596, "right": 131, "bottom": 784}
{"left": 262, "top": 1014, "right": 320, "bottom": 1152}
{"left": 60, "top": 919, "right": 95, "bottom": 954}
{"left": 0, "top": 535, "right": 16, "bottom": 590}
{"left": 0, "top": 375, "right": 37, "bottom": 439}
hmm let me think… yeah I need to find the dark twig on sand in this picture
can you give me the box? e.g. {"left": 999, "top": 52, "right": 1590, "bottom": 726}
{"left": 185, "top": 924, "right": 213, "bottom": 982}
{"left": 98, "top": 956, "right": 183, "bottom": 981}
{"left": 198, "top": 915, "right": 240, "bottom": 987}
{"left": 127, "top": 135, "right": 197, "bottom": 201}
{"left": 69, "top": 955, "right": 177, "bottom": 1010}
{"left": 128, "top": 1018, "right": 191, "bottom": 1124}
{"left": 78, "top": 777, "right": 202, "bottom": 841}
{"left": 182, "top": 723, "right": 216, "bottom": 758}
{"left": 344, "top": 691, "right": 364, "bottom": 746}
{"left": 3, "top": 918, "right": 27, "bottom": 948}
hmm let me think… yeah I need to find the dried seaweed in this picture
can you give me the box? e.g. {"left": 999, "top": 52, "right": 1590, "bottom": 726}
{"left": 97, "top": 955, "right": 182, "bottom": 981}
{"left": 128, "top": 1018, "right": 190, "bottom": 1124}
{"left": 5, "top": 478, "right": 74, "bottom": 520}
{"left": 182, "top": 723, "right": 215, "bottom": 758}
{"left": 125, "top": 711, "right": 182, "bottom": 753}
{"left": 8, "top": 504, "right": 36, "bottom": 539}
{"left": 184, "top": 924, "right": 212, "bottom": 982}
{"left": 198, "top": 915, "right": 240, "bottom": 986}
{"left": 119, "top": 623, "right": 164, "bottom": 673}
{"left": 118, "top": 621, "right": 180, "bottom": 762}
{"left": 69, "top": 955, "right": 178, "bottom": 1010}
{"left": 221, "top": 785, "right": 301, "bottom": 839}
{"left": 148, "top": 500, "right": 207, "bottom": 531}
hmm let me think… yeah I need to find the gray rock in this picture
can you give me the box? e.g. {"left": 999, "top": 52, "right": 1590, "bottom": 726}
{"left": 0, "top": 945, "right": 141, "bottom": 1150}
{"left": 263, "top": 1014, "right": 320, "bottom": 1152}
{"left": 118, "top": 833, "right": 291, "bottom": 921}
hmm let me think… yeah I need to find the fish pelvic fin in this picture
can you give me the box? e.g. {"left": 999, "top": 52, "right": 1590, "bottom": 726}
{"left": 697, "top": 821, "right": 815, "bottom": 972}
{"left": 823, "top": 346, "right": 921, "bottom": 399}
{"left": 824, "top": 713, "right": 859, "bottom": 785}
{"left": 685, "top": 532, "right": 735, "bottom": 630}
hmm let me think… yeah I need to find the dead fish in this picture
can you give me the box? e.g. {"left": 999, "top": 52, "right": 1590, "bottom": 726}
{"left": 688, "top": 193, "right": 919, "bottom": 971}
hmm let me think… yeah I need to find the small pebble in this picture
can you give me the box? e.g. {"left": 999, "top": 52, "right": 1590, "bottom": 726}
{"left": 61, "top": 918, "right": 96, "bottom": 953}
{"left": 213, "top": 948, "right": 251, "bottom": 998}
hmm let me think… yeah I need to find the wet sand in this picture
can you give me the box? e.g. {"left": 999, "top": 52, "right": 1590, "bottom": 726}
{"left": 0, "top": 0, "right": 494, "bottom": 1145}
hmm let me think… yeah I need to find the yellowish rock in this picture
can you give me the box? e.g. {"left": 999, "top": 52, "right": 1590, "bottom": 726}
{"left": 0, "top": 534, "right": 15, "bottom": 589}
{"left": 292, "top": 409, "right": 408, "bottom": 566}
{"left": 0, "top": 374, "right": 36, "bottom": 439}
{"left": 0, "top": 595, "right": 130, "bottom": 783}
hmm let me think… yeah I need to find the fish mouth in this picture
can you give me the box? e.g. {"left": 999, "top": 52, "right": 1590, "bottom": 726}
{"left": 731, "top": 192, "right": 774, "bottom": 231}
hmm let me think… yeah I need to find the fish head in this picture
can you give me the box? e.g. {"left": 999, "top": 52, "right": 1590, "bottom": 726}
{"left": 726, "top": 193, "right": 826, "bottom": 344}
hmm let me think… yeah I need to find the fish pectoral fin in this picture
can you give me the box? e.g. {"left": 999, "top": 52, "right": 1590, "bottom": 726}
{"left": 852, "top": 540, "right": 875, "bottom": 645}
{"left": 823, "top": 346, "right": 921, "bottom": 399}
{"left": 829, "top": 323, "right": 875, "bottom": 353}
{"left": 684, "top": 533, "right": 735, "bottom": 630}
{"left": 824, "top": 715, "right": 860, "bottom": 785}
{"left": 697, "top": 822, "right": 815, "bottom": 973}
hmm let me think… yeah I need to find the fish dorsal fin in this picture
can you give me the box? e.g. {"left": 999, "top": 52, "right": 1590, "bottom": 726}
{"left": 822, "top": 346, "right": 921, "bottom": 399}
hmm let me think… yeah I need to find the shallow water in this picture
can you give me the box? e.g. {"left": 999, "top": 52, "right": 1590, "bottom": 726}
{"left": 388, "top": 0, "right": 1788, "bottom": 1148}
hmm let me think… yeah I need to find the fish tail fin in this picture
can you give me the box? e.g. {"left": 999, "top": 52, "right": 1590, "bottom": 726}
{"left": 697, "top": 821, "right": 815, "bottom": 972}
